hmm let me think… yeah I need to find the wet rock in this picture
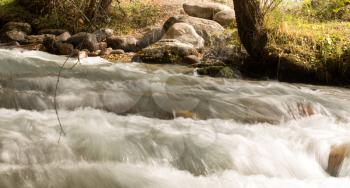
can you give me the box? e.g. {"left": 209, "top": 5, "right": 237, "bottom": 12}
{"left": 0, "top": 41, "right": 20, "bottom": 47}
{"left": 75, "top": 50, "right": 89, "bottom": 59}
{"left": 0, "top": 30, "right": 26, "bottom": 43}
{"left": 89, "top": 50, "right": 101, "bottom": 57}
{"left": 107, "top": 36, "right": 139, "bottom": 52}
{"left": 138, "top": 39, "right": 198, "bottom": 64}
{"left": 93, "top": 28, "right": 114, "bottom": 42}
{"left": 213, "top": 9, "right": 236, "bottom": 27}
{"left": 137, "top": 27, "right": 165, "bottom": 49}
{"left": 56, "top": 32, "right": 71, "bottom": 42}
{"left": 56, "top": 42, "right": 75, "bottom": 55}
{"left": 67, "top": 32, "right": 99, "bottom": 51}
{"left": 183, "top": 2, "right": 232, "bottom": 20}
{"left": 327, "top": 143, "right": 350, "bottom": 177}
{"left": 183, "top": 55, "right": 201, "bottom": 65}
{"left": 197, "top": 66, "right": 241, "bottom": 79}
{"left": 43, "top": 36, "right": 58, "bottom": 53}
{"left": 163, "top": 22, "right": 204, "bottom": 50}
{"left": 38, "top": 29, "right": 68, "bottom": 35}
{"left": 164, "top": 16, "right": 225, "bottom": 46}
{"left": 0, "top": 22, "right": 32, "bottom": 34}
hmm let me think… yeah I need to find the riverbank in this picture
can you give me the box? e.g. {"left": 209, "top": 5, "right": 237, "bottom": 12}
{"left": 0, "top": 0, "right": 350, "bottom": 87}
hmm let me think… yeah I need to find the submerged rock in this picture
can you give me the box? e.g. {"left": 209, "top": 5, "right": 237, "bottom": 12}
{"left": 197, "top": 66, "right": 241, "bottom": 79}
{"left": 183, "top": 2, "right": 231, "bottom": 20}
{"left": 327, "top": 143, "right": 350, "bottom": 177}
{"left": 67, "top": 32, "right": 99, "bottom": 52}
{"left": 138, "top": 39, "right": 198, "bottom": 64}
{"left": 163, "top": 22, "right": 204, "bottom": 50}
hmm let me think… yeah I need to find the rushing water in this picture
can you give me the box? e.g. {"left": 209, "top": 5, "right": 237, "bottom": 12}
{"left": 0, "top": 48, "right": 349, "bottom": 187}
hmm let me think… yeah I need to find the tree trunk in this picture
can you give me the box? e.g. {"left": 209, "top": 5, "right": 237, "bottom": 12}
{"left": 233, "top": 0, "right": 268, "bottom": 59}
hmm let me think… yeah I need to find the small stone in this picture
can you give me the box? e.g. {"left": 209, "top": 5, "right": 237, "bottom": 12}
{"left": 100, "top": 47, "right": 113, "bottom": 55}
{"left": 56, "top": 42, "right": 75, "bottom": 55}
{"left": 99, "top": 42, "right": 108, "bottom": 51}
{"left": 56, "top": 32, "right": 71, "bottom": 42}
{"left": 75, "top": 50, "right": 89, "bottom": 59}
{"left": 111, "top": 49, "right": 125, "bottom": 54}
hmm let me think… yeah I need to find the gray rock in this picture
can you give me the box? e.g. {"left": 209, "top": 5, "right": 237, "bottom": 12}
{"left": 183, "top": 2, "right": 231, "bottom": 20}
{"left": 1, "top": 30, "right": 26, "bottom": 43}
{"left": 138, "top": 39, "right": 198, "bottom": 64}
{"left": 38, "top": 29, "right": 68, "bottom": 35}
{"left": 163, "top": 16, "right": 225, "bottom": 46}
{"left": 56, "top": 42, "right": 75, "bottom": 55}
{"left": 67, "top": 32, "right": 99, "bottom": 51}
{"left": 162, "top": 22, "right": 204, "bottom": 50}
{"left": 137, "top": 27, "right": 165, "bottom": 49}
{"left": 107, "top": 36, "right": 138, "bottom": 52}
{"left": 0, "top": 22, "right": 32, "bottom": 34}
{"left": 94, "top": 28, "right": 114, "bottom": 42}
{"left": 213, "top": 9, "right": 236, "bottom": 27}
{"left": 56, "top": 32, "right": 71, "bottom": 42}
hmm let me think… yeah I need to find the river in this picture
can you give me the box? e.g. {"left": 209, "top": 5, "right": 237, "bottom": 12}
{"left": 0, "top": 48, "right": 349, "bottom": 187}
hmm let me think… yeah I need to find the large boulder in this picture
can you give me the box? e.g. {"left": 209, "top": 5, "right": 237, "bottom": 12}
{"left": 93, "top": 28, "right": 114, "bottom": 42}
{"left": 327, "top": 143, "right": 350, "bottom": 177}
{"left": 56, "top": 32, "right": 71, "bottom": 42}
{"left": 67, "top": 32, "right": 99, "bottom": 51}
{"left": 183, "top": 2, "right": 232, "bottom": 20}
{"left": 213, "top": 9, "right": 236, "bottom": 27}
{"left": 0, "top": 22, "right": 32, "bottom": 34}
{"left": 164, "top": 16, "right": 225, "bottom": 46}
{"left": 107, "top": 36, "right": 138, "bottom": 52}
{"left": 137, "top": 39, "right": 199, "bottom": 64}
{"left": 137, "top": 27, "right": 165, "bottom": 49}
{"left": 162, "top": 23, "right": 204, "bottom": 50}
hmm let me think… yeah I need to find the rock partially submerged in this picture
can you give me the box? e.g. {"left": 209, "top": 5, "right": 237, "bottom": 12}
{"left": 138, "top": 39, "right": 199, "bottom": 64}
{"left": 327, "top": 143, "right": 350, "bottom": 177}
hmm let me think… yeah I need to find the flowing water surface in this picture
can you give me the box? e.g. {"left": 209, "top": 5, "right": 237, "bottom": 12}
{"left": 0, "top": 48, "right": 349, "bottom": 187}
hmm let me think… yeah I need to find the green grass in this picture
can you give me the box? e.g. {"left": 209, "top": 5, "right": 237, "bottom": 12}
{"left": 266, "top": 7, "right": 350, "bottom": 73}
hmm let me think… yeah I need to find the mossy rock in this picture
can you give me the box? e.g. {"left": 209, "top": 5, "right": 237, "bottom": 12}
{"left": 197, "top": 66, "right": 241, "bottom": 78}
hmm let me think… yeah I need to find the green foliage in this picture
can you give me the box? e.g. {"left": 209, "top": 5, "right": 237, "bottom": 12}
{"left": 302, "top": 0, "right": 350, "bottom": 21}
{"left": 108, "top": 0, "right": 160, "bottom": 34}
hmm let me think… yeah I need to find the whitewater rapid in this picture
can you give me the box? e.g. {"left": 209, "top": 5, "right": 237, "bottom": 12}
{"left": 0, "top": 48, "right": 349, "bottom": 188}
